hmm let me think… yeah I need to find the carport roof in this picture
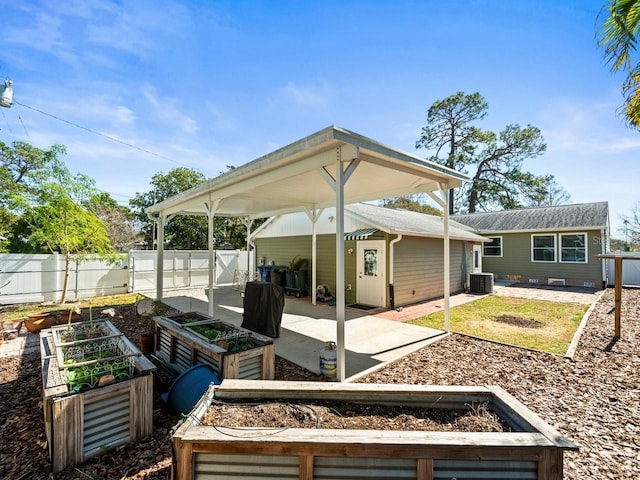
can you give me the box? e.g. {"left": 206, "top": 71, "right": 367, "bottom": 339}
{"left": 146, "top": 125, "right": 468, "bottom": 219}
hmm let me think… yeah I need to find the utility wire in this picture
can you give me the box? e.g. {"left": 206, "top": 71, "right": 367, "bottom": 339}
{"left": 13, "top": 99, "right": 203, "bottom": 171}
{"left": 1, "top": 109, "right": 12, "bottom": 134}
{"left": 18, "top": 114, "right": 30, "bottom": 139}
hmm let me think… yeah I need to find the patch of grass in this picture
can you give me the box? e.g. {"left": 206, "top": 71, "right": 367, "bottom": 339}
{"left": 0, "top": 293, "right": 144, "bottom": 321}
{"left": 409, "top": 296, "right": 587, "bottom": 354}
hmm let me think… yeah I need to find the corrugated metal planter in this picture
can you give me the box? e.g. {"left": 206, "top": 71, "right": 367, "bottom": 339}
{"left": 40, "top": 320, "right": 156, "bottom": 473}
{"left": 171, "top": 380, "right": 578, "bottom": 480}
{"left": 153, "top": 313, "right": 274, "bottom": 380}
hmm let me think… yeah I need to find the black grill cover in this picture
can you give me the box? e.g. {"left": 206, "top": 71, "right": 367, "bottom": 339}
{"left": 241, "top": 281, "right": 285, "bottom": 338}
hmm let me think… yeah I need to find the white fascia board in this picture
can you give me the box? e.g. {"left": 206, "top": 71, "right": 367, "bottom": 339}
{"left": 476, "top": 226, "right": 605, "bottom": 234}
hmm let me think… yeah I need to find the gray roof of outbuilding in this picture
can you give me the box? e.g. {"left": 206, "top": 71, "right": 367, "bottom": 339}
{"left": 451, "top": 202, "right": 609, "bottom": 233}
{"left": 345, "top": 203, "right": 488, "bottom": 242}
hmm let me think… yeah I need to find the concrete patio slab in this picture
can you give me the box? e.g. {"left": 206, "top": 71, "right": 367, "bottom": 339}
{"left": 161, "top": 286, "right": 445, "bottom": 380}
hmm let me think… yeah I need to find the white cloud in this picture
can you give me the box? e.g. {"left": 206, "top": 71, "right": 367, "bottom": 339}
{"left": 142, "top": 87, "right": 199, "bottom": 135}
{"left": 270, "top": 81, "right": 331, "bottom": 108}
{"left": 4, "top": 0, "right": 190, "bottom": 65}
{"left": 540, "top": 95, "right": 640, "bottom": 155}
{"left": 5, "top": 11, "right": 78, "bottom": 64}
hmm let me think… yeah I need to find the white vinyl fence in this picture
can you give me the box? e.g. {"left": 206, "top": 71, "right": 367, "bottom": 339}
{"left": 0, "top": 250, "right": 250, "bottom": 305}
{"left": 606, "top": 253, "right": 640, "bottom": 287}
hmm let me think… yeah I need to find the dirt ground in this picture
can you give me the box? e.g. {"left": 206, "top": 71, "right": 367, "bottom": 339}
{"left": 202, "top": 399, "right": 509, "bottom": 432}
{"left": 0, "top": 287, "right": 638, "bottom": 479}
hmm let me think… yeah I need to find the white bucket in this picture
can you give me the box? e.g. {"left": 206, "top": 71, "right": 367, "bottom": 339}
{"left": 319, "top": 341, "right": 337, "bottom": 378}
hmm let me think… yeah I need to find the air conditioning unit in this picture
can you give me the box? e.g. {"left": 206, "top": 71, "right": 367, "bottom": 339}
{"left": 470, "top": 273, "right": 494, "bottom": 294}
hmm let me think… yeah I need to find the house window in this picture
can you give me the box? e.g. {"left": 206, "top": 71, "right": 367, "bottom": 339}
{"left": 483, "top": 237, "right": 502, "bottom": 257}
{"left": 560, "top": 233, "right": 587, "bottom": 263}
{"left": 532, "top": 234, "right": 556, "bottom": 262}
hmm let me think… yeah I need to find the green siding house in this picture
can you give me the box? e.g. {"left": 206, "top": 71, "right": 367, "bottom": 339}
{"left": 452, "top": 202, "right": 609, "bottom": 288}
{"left": 254, "top": 203, "right": 487, "bottom": 309}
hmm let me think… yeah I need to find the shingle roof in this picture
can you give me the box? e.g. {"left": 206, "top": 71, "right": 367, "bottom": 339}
{"left": 345, "top": 204, "right": 488, "bottom": 242}
{"left": 451, "top": 202, "right": 609, "bottom": 233}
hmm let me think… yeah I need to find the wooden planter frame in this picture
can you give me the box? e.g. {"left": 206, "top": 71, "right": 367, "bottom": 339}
{"left": 40, "top": 321, "right": 156, "bottom": 473}
{"left": 153, "top": 314, "right": 275, "bottom": 380}
{"left": 171, "top": 380, "right": 578, "bottom": 480}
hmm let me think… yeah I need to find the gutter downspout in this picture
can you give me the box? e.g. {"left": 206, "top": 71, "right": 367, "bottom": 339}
{"left": 388, "top": 233, "right": 403, "bottom": 310}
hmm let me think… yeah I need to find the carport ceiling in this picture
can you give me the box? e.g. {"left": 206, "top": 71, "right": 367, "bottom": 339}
{"left": 146, "top": 125, "right": 468, "bottom": 219}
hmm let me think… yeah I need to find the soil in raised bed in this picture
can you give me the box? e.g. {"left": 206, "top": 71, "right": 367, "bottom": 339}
{"left": 202, "top": 399, "right": 511, "bottom": 432}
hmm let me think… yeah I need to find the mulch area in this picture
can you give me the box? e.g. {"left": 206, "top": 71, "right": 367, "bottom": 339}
{"left": 0, "top": 288, "right": 638, "bottom": 479}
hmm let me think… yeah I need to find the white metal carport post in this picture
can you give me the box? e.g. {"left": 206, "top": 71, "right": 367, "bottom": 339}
{"left": 428, "top": 184, "right": 451, "bottom": 332}
{"left": 335, "top": 152, "right": 346, "bottom": 381}
{"left": 205, "top": 200, "right": 219, "bottom": 317}
{"left": 155, "top": 214, "right": 165, "bottom": 302}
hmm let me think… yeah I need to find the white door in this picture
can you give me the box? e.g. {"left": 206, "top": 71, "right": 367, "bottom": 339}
{"left": 356, "top": 240, "right": 386, "bottom": 307}
{"left": 472, "top": 244, "right": 482, "bottom": 273}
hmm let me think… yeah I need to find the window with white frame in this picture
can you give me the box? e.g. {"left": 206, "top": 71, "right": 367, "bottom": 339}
{"left": 483, "top": 236, "right": 502, "bottom": 256}
{"left": 532, "top": 234, "right": 556, "bottom": 262}
{"left": 560, "top": 233, "right": 586, "bottom": 263}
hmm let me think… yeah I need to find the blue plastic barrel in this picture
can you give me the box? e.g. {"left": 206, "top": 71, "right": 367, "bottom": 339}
{"left": 161, "top": 364, "right": 220, "bottom": 414}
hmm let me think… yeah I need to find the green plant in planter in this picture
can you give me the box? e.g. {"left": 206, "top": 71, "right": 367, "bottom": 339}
{"left": 61, "top": 303, "right": 82, "bottom": 342}
{"left": 289, "top": 256, "right": 310, "bottom": 271}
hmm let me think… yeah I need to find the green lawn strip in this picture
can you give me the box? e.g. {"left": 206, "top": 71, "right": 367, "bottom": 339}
{"left": 1, "top": 293, "right": 144, "bottom": 321}
{"left": 409, "top": 296, "right": 588, "bottom": 355}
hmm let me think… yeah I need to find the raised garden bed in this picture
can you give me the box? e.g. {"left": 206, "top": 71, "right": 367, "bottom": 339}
{"left": 40, "top": 320, "right": 156, "bottom": 473}
{"left": 153, "top": 312, "right": 275, "bottom": 380}
{"left": 171, "top": 380, "right": 578, "bottom": 480}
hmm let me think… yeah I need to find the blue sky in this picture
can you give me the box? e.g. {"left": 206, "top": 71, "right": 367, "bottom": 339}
{"left": 1, "top": 0, "right": 638, "bottom": 238}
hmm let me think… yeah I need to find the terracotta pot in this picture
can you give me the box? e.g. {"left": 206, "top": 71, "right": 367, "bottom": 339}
{"left": 140, "top": 333, "right": 155, "bottom": 354}
{"left": 25, "top": 312, "right": 57, "bottom": 334}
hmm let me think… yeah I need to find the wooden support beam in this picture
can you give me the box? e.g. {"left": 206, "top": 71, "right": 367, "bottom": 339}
{"left": 614, "top": 256, "right": 622, "bottom": 338}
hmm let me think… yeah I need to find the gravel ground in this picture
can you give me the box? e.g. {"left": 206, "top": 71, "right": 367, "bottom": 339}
{"left": 0, "top": 287, "right": 638, "bottom": 479}
{"left": 361, "top": 287, "right": 640, "bottom": 480}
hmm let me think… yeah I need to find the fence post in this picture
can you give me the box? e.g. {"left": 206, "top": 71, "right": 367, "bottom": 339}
{"left": 53, "top": 252, "right": 62, "bottom": 302}
{"left": 129, "top": 253, "right": 134, "bottom": 293}
{"left": 74, "top": 257, "right": 80, "bottom": 299}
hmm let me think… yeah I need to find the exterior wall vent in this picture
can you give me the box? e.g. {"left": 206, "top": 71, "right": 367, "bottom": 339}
{"left": 548, "top": 278, "right": 566, "bottom": 286}
{"left": 528, "top": 278, "right": 539, "bottom": 284}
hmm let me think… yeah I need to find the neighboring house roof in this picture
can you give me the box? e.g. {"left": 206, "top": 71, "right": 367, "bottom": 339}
{"left": 451, "top": 202, "right": 609, "bottom": 233}
{"left": 345, "top": 203, "right": 488, "bottom": 242}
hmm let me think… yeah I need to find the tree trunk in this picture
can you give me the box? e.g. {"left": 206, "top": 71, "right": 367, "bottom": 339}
{"left": 59, "top": 253, "right": 72, "bottom": 304}
{"left": 468, "top": 183, "right": 478, "bottom": 213}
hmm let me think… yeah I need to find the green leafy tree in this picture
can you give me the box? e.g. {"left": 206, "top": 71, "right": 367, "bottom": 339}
{"left": 85, "top": 192, "right": 141, "bottom": 252}
{"left": 9, "top": 158, "right": 114, "bottom": 303}
{"left": 526, "top": 178, "right": 572, "bottom": 207}
{"left": 0, "top": 140, "right": 63, "bottom": 208}
{"left": 465, "top": 124, "right": 547, "bottom": 212}
{"left": 0, "top": 140, "right": 64, "bottom": 245}
{"left": 598, "top": 0, "right": 640, "bottom": 128}
{"left": 130, "top": 167, "right": 265, "bottom": 250}
{"left": 416, "top": 91, "right": 487, "bottom": 213}
{"left": 381, "top": 195, "right": 442, "bottom": 216}
{"left": 417, "top": 92, "right": 550, "bottom": 213}
{"left": 130, "top": 168, "right": 210, "bottom": 250}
